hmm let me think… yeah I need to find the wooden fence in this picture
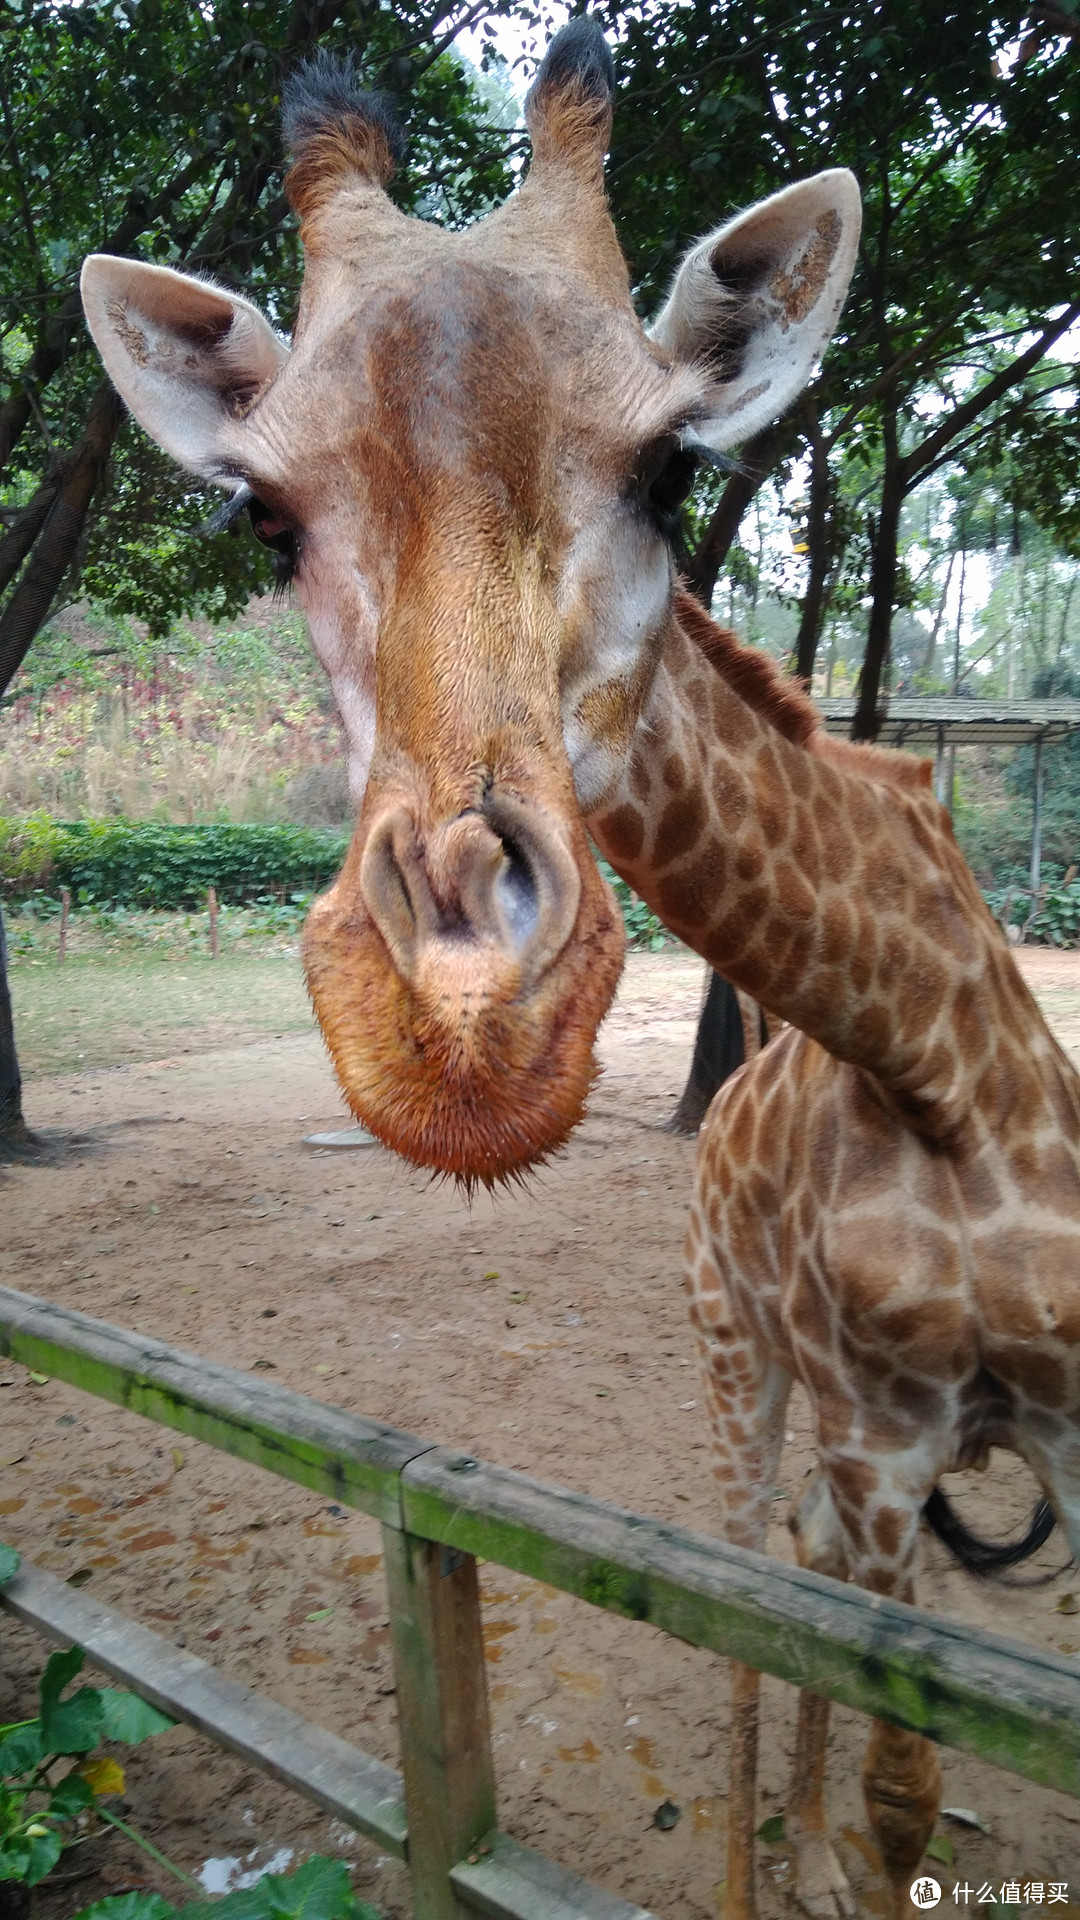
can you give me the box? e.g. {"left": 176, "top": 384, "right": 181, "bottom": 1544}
{"left": 1, "top": 1285, "right": 1078, "bottom": 1920}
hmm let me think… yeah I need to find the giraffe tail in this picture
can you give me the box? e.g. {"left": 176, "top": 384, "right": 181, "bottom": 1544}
{"left": 923, "top": 1486, "right": 1057, "bottom": 1574}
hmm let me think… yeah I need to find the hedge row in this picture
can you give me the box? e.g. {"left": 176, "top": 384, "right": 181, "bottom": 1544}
{"left": 0, "top": 816, "right": 671, "bottom": 943}
{"left": 0, "top": 816, "right": 350, "bottom": 909}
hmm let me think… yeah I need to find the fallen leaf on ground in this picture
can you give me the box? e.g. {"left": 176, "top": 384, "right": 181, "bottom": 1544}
{"left": 942, "top": 1808, "right": 991, "bottom": 1834}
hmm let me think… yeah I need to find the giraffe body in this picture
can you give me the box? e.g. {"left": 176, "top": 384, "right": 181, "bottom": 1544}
{"left": 592, "top": 601, "right": 1080, "bottom": 1917}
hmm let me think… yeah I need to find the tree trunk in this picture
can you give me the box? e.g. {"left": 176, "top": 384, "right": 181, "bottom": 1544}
{"left": 852, "top": 436, "right": 904, "bottom": 742}
{"left": 0, "top": 379, "right": 123, "bottom": 694}
{"left": 0, "top": 378, "right": 122, "bottom": 1155}
{"left": 794, "top": 420, "right": 834, "bottom": 684}
{"left": 683, "top": 421, "right": 788, "bottom": 609}
{"left": 665, "top": 966, "right": 749, "bottom": 1135}
{"left": 0, "top": 476, "right": 58, "bottom": 597}
{"left": 0, "top": 905, "right": 21, "bottom": 1136}
{"left": 921, "top": 546, "right": 955, "bottom": 679}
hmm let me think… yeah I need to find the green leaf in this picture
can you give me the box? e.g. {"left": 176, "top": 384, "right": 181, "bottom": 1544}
{"left": 756, "top": 1815, "right": 786, "bottom": 1844}
{"left": 48, "top": 1770, "right": 95, "bottom": 1819}
{"left": 925, "top": 1835, "right": 955, "bottom": 1867}
{"left": 97, "top": 1691, "right": 176, "bottom": 1745}
{"left": 24, "top": 1825, "right": 65, "bottom": 1886}
{"left": 39, "top": 1645, "right": 85, "bottom": 1719}
{"left": 39, "top": 1647, "right": 104, "bottom": 1755}
{"left": 0, "top": 1835, "right": 33, "bottom": 1882}
{"left": 0, "top": 1545, "right": 20, "bottom": 1587}
{"left": 183, "top": 1856, "right": 372, "bottom": 1920}
{"left": 71, "top": 1895, "right": 177, "bottom": 1920}
{"left": 0, "top": 1723, "right": 45, "bottom": 1777}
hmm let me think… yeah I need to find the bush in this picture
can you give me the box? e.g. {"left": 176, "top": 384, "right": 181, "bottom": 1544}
{"left": 0, "top": 820, "right": 350, "bottom": 909}
{"left": 0, "top": 812, "right": 65, "bottom": 895}
{"left": 0, "top": 820, "right": 672, "bottom": 946}
{"left": 985, "top": 879, "right": 1080, "bottom": 946}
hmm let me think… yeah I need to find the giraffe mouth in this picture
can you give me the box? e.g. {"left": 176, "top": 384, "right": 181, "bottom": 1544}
{"left": 301, "top": 779, "right": 625, "bottom": 1185}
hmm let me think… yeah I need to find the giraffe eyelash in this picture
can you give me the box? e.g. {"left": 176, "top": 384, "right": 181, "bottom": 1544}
{"left": 206, "top": 484, "right": 300, "bottom": 592}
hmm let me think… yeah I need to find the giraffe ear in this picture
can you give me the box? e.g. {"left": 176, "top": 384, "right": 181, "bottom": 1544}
{"left": 81, "top": 256, "right": 288, "bottom": 476}
{"left": 649, "top": 170, "right": 861, "bottom": 449}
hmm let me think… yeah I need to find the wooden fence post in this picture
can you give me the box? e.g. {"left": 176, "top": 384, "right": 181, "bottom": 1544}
{"left": 58, "top": 887, "right": 70, "bottom": 963}
{"left": 382, "top": 1523, "right": 496, "bottom": 1920}
{"left": 207, "top": 885, "right": 219, "bottom": 959}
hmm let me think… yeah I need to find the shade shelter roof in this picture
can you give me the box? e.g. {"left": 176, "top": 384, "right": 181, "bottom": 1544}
{"left": 814, "top": 698, "right": 1080, "bottom": 747}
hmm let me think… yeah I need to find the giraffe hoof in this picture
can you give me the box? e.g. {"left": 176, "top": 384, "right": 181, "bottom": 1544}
{"left": 795, "top": 1838, "right": 857, "bottom": 1920}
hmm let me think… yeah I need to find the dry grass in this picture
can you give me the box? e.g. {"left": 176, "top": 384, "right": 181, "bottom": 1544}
{"left": 0, "top": 602, "right": 352, "bottom": 826}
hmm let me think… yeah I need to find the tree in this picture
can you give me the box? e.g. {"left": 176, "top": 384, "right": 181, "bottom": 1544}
{"left": 602, "top": 1, "right": 1080, "bottom": 733}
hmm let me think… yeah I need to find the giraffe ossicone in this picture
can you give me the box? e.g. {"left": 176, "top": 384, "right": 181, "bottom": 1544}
{"left": 80, "top": 19, "right": 860, "bottom": 1183}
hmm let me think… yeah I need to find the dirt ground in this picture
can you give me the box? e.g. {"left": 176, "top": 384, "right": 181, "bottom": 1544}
{"left": 3, "top": 946, "right": 1080, "bottom": 1919}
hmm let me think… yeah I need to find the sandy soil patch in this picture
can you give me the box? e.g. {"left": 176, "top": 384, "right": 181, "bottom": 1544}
{"left": 2, "top": 950, "right": 1079, "bottom": 1918}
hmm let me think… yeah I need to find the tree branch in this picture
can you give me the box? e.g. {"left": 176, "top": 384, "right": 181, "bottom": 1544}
{"left": 901, "top": 302, "right": 1080, "bottom": 485}
{"left": 0, "top": 380, "right": 123, "bottom": 698}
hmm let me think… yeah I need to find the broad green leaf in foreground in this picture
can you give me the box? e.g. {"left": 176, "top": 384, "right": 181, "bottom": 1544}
{"left": 72, "top": 1858, "right": 382, "bottom": 1920}
{"left": 38, "top": 1646, "right": 104, "bottom": 1756}
{"left": 98, "top": 1691, "right": 175, "bottom": 1745}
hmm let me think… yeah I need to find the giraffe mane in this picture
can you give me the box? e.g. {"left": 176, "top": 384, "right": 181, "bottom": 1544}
{"left": 674, "top": 587, "right": 933, "bottom": 794}
{"left": 674, "top": 587, "right": 818, "bottom": 745}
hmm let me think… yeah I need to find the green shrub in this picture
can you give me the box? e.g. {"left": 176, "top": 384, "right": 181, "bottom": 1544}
{"left": 0, "top": 812, "right": 65, "bottom": 895}
{"left": 0, "top": 820, "right": 672, "bottom": 947}
{"left": 594, "top": 856, "right": 670, "bottom": 950}
{"left": 0, "top": 821, "right": 349, "bottom": 909}
{"left": 985, "top": 879, "right": 1080, "bottom": 946}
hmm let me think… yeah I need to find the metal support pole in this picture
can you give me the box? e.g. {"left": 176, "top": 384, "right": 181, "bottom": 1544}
{"left": 1030, "top": 734, "right": 1045, "bottom": 895}
{"left": 382, "top": 1524, "right": 496, "bottom": 1920}
{"left": 934, "top": 726, "right": 946, "bottom": 805}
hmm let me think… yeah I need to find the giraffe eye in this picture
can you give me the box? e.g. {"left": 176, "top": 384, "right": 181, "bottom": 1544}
{"left": 247, "top": 496, "right": 300, "bottom": 590}
{"left": 633, "top": 436, "right": 701, "bottom": 533}
{"left": 647, "top": 444, "right": 700, "bottom": 521}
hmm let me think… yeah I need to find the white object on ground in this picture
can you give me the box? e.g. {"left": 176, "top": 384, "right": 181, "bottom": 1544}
{"left": 302, "top": 1127, "right": 380, "bottom": 1149}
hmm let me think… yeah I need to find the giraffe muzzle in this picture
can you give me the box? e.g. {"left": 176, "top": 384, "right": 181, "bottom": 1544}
{"left": 301, "top": 779, "right": 624, "bottom": 1183}
{"left": 358, "top": 792, "right": 581, "bottom": 988}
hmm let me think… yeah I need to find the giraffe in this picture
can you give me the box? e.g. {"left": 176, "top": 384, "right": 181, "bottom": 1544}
{"left": 79, "top": 22, "right": 861, "bottom": 1185}
{"left": 76, "top": 28, "right": 1080, "bottom": 1920}
{"left": 587, "top": 590, "right": 1080, "bottom": 1920}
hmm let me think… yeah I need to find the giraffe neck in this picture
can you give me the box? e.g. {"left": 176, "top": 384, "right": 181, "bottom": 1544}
{"left": 588, "top": 594, "right": 1036, "bottom": 1136}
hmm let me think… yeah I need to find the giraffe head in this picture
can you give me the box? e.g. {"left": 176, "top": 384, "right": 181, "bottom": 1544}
{"left": 81, "top": 21, "right": 860, "bottom": 1182}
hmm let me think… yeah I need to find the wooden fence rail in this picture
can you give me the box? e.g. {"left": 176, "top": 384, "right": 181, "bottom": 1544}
{"left": 1, "top": 1286, "right": 1078, "bottom": 1920}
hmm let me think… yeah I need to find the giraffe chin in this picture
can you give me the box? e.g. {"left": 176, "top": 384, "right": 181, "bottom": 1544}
{"left": 301, "top": 854, "right": 625, "bottom": 1187}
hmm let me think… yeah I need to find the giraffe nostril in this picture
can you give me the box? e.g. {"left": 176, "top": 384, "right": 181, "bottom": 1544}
{"left": 358, "top": 791, "right": 582, "bottom": 985}
{"left": 493, "top": 835, "right": 540, "bottom": 949}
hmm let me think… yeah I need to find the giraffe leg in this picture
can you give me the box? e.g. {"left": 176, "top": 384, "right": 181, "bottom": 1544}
{"left": 689, "top": 1242, "right": 791, "bottom": 1920}
{"left": 817, "top": 1452, "right": 943, "bottom": 1920}
{"left": 727, "top": 1659, "right": 761, "bottom": 1920}
{"left": 785, "top": 1475, "right": 855, "bottom": 1920}
{"left": 862, "top": 1720, "right": 943, "bottom": 1920}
